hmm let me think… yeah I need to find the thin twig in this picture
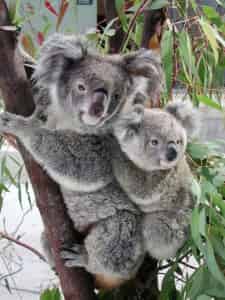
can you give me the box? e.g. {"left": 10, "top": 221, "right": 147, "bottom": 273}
{"left": 120, "top": 0, "right": 153, "bottom": 52}
{"left": 172, "top": 16, "right": 199, "bottom": 26}
{"left": 0, "top": 231, "right": 46, "bottom": 262}
{"left": 0, "top": 283, "right": 40, "bottom": 295}
{"left": 158, "top": 249, "right": 193, "bottom": 271}
{"left": 180, "top": 261, "right": 197, "bottom": 270}
{"left": 0, "top": 265, "right": 23, "bottom": 281}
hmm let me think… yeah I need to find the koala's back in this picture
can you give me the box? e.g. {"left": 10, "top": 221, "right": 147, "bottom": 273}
{"left": 61, "top": 180, "right": 140, "bottom": 233}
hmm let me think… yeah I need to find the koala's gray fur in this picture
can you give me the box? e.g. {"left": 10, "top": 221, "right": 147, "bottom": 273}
{"left": 113, "top": 101, "right": 197, "bottom": 259}
{"left": 0, "top": 113, "right": 144, "bottom": 282}
{"left": 32, "top": 33, "right": 164, "bottom": 134}
{"left": 0, "top": 33, "right": 164, "bottom": 284}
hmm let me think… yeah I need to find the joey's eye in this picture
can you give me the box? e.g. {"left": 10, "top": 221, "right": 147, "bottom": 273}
{"left": 77, "top": 83, "right": 86, "bottom": 92}
{"left": 151, "top": 139, "right": 158, "bottom": 146}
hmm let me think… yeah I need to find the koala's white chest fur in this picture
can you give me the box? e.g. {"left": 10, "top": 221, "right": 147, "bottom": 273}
{"left": 48, "top": 169, "right": 112, "bottom": 192}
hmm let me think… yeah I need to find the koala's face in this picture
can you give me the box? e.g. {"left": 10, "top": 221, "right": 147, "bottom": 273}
{"left": 34, "top": 34, "right": 164, "bottom": 134}
{"left": 114, "top": 107, "right": 187, "bottom": 171}
{"left": 57, "top": 57, "right": 129, "bottom": 132}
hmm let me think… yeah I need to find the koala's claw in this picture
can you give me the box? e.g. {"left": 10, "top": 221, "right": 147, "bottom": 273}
{"left": 64, "top": 256, "right": 86, "bottom": 268}
{"left": 60, "top": 243, "right": 83, "bottom": 253}
{"left": 0, "top": 112, "right": 27, "bottom": 135}
{"left": 33, "top": 109, "right": 48, "bottom": 124}
{"left": 61, "top": 243, "right": 87, "bottom": 268}
{"left": 61, "top": 248, "right": 87, "bottom": 268}
{"left": 0, "top": 112, "right": 12, "bottom": 131}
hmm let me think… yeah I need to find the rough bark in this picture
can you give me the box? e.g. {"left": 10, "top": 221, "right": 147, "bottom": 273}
{"left": 0, "top": 2, "right": 97, "bottom": 300}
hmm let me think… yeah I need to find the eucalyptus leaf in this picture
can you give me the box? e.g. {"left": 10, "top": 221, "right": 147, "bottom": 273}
{"left": 199, "top": 19, "right": 219, "bottom": 64}
{"left": 160, "top": 268, "right": 177, "bottom": 300}
{"left": 149, "top": 0, "right": 169, "bottom": 10}
{"left": 40, "top": 288, "right": 61, "bottom": 300}
{"left": 202, "top": 5, "right": 220, "bottom": 20}
{"left": 204, "top": 238, "right": 225, "bottom": 286}
{"left": 197, "top": 295, "right": 211, "bottom": 300}
{"left": 197, "top": 95, "right": 222, "bottom": 110}
{"left": 161, "top": 30, "right": 173, "bottom": 95}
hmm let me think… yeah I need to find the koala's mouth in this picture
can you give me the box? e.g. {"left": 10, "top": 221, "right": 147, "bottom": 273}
{"left": 80, "top": 97, "right": 124, "bottom": 128}
{"left": 159, "top": 159, "right": 178, "bottom": 170}
{"left": 80, "top": 101, "right": 107, "bottom": 126}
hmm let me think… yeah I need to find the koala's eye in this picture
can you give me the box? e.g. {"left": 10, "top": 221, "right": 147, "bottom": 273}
{"left": 176, "top": 140, "right": 182, "bottom": 145}
{"left": 114, "top": 94, "right": 120, "bottom": 101}
{"left": 133, "top": 93, "right": 145, "bottom": 105}
{"left": 77, "top": 83, "right": 86, "bottom": 92}
{"left": 151, "top": 139, "right": 159, "bottom": 146}
{"left": 126, "top": 125, "right": 139, "bottom": 138}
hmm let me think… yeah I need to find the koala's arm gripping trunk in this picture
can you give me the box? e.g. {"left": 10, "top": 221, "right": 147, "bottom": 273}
{"left": 0, "top": 2, "right": 97, "bottom": 300}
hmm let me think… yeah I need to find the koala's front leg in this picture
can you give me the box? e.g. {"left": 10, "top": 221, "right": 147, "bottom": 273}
{"left": 0, "top": 112, "right": 112, "bottom": 191}
{"left": 142, "top": 210, "right": 191, "bottom": 260}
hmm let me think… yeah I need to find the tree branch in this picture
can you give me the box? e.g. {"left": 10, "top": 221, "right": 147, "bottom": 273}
{"left": 120, "top": 0, "right": 152, "bottom": 52}
{"left": 0, "top": 1, "right": 97, "bottom": 299}
{"left": 0, "top": 231, "right": 46, "bottom": 262}
{"left": 141, "top": 8, "right": 166, "bottom": 49}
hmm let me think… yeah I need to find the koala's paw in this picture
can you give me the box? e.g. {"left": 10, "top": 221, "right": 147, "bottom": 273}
{"left": 61, "top": 243, "right": 88, "bottom": 268}
{"left": 33, "top": 109, "right": 48, "bottom": 125}
{"left": 0, "top": 112, "right": 24, "bottom": 134}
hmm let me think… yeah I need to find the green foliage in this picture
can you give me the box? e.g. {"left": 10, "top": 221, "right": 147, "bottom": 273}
{"left": 40, "top": 287, "right": 62, "bottom": 300}
{"left": 161, "top": 1, "right": 225, "bottom": 103}
{"left": 150, "top": 0, "right": 169, "bottom": 10}
{"left": 161, "top": 30, "right": 174, "bottom": 96}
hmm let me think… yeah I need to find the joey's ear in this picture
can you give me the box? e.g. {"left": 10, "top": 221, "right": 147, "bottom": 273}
{"left": 123, "top": 49, "right": 165, "bottom": 105}
{"left": 165, "top": 100, "right": 200, "bottom": 138}
{"left": 32, "top": 33, "right": 88, "bottom": 86}
{"left": 113, "top": 105, "right": 144, "bottom": 140}
{"left": 117, "top": 104, "right": 144, "bottom": 128}
{"left": 129, "top": 104, "right": 145, "bottom": 125}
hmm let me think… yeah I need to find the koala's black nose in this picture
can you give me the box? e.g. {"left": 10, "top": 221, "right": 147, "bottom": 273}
{"left": 166, "top": 145, "right": 177, "bottom": 162}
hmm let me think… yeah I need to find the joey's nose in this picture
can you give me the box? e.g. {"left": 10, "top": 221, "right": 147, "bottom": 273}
{"left": 166, "top": 146, "right": 177, "bottom": 162}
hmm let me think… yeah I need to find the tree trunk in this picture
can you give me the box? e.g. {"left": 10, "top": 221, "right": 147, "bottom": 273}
{"left": 103, "top": 0, "right": 125, "bottom": 53}
{"left": 0, "top": 2, "right": 97, "bottom": 300}
{"left": 141, "top": 8, "right": 166, "bottom": 50}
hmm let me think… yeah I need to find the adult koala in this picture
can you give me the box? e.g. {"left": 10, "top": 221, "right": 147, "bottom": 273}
{"left": 112, "top": 101, "right": 198, "bottom": 260}
{"left": 0, "top": 33, "right": 164, "bottom": 288}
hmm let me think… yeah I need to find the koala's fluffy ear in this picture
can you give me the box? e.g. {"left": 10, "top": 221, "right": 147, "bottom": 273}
{"left": 122, "top": 49, "right": 165, "bottom": 105}
{"left": 165, "top": 100, "right": 200, "bottom": 138}
{"left": 129, "top": 104, "right": 145, "bottom": 125}
{"left": 113, "top": 105, "right": 144, "bottom": 140}
{"left": 116, "top": 104, "right": 144, "bottom": 128}
{"left": 33, "top": 33, "right": 88, "bottom": 86}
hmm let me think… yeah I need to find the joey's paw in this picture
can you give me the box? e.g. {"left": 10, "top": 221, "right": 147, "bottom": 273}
{"left": 60, "top": 244, "right": 87, "bottom": 268}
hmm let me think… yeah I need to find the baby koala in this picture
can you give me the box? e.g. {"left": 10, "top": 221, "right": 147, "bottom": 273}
{"left": 113, "top": 101, "right": 197, "bottom": 259}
